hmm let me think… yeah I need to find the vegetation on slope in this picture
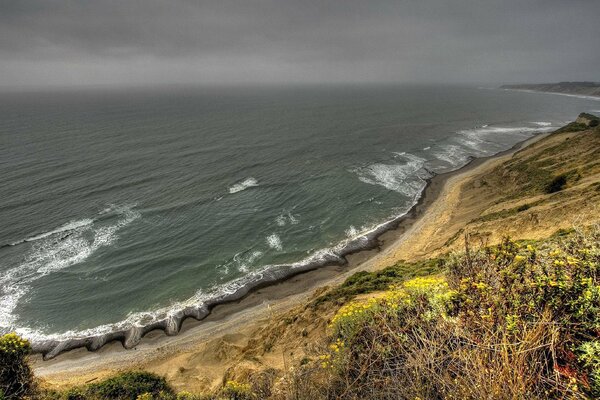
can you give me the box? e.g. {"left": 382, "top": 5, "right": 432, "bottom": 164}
{"left": 3, "top": 227, "right": 600, "bottom": 399}
{"left": 0, "top": 333, "right": 35, "bottom": 400}
{"left": 279, "top": 228, "right": 600, "bottom": 399}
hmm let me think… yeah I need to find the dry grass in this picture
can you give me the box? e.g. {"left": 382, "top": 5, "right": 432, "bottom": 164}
{"left": 272, "top": 227, "right": 600, "bottom": 399}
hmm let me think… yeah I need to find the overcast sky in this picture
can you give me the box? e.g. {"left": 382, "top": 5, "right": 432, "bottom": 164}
{"left": 1, "top": 0, "right": 598, "bottom": 88}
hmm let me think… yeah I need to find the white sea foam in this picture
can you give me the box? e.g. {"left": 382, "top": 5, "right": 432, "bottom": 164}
{"left": 10, "top": 219, "right": 94, "bottom": 246}
{"left": 459, "top": 125, "right": 553, "bottom": 136}
{"left": 432, "top": 144, "right": 471, "bottom": 167}
{"left": 231, "top": 250, "right": 264, "bottom": 273}
{"left": 532, "top": 121, "right": 553, "bottom": 127}
{"left": 355, "top": 153, "right": 428, "bottom": 198}
{"left": 0, "top": 205, "right": 140, "bottom": 332}
{"left": 275, "top": 211, "right": 299, "bottom": 227}
{"left": 228, "top": 177, "right": 258, "bottom": 194}
{"left": 455, "top": 124, "right": 555, "bottom": 153}
{"left": 266, "top": 234, "right": 283, "bottom": 251}
{"left": 345, "top": 226, "right": 359, "bottom": 238}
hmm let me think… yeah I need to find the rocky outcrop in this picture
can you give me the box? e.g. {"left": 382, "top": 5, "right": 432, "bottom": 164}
{"left": 576, "top": 112, "right": 599, "bottom": 127}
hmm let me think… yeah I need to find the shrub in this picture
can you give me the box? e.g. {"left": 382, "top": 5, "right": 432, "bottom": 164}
{"left": 546, "top": 174, "right": 567, "bottom": 193}
{"left": 220, "top": 380, "right": 255, "bottom": 400}
{"left": 66, "top": 371, "right": 175, "bottom": 400}
{"left": 0, "top": 333, "right": 34, "bottom": 400}
{"left": 555, "top": 122, "right": 588, "bottom": 133}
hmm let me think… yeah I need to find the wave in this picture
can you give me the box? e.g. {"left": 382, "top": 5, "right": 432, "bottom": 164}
{"left": 458, "top": 125, "right": 554, "bottom": 136}
{"left": 219, "top": 249, "right": 264, "bottom": 274}
{"left": 0, "top": 205, "right": 140, "bottom": 335}
{"left": 275, "top": 211, "right": 299, "bottom": 227}
{"left": 6, "top": 219, "right": 95, "bottom": 247}
{"left": 431, "top": 123, "right": 555, "bottom": 168}
{"left": 266, "top": 234, "right": 283, "bottom": 251}
{"left": 432, "top": 144, "right": 473, "bottom": 168}
{"left": 345, "top": 225, "right": 359, "bottom": 238}
{"left": 354, "top": 153, "right": 430, "bottom": 198}
{"left": 228, "top": 177, "right": 258, "bottom": 194}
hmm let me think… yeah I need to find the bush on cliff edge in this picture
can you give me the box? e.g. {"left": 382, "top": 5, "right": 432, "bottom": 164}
{"left": 0, "top": 333, "right": 35, "bottom": 400}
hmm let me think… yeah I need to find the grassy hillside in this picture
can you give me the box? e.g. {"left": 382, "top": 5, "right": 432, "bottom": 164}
{"left": 420, "top": 114, "right": 600, "bottom": 256}
{"left": 501, "top": 82, "right": 600, "bottom": 97}
{"left": 2, "top": 115, "right": 600, "bottom": 399}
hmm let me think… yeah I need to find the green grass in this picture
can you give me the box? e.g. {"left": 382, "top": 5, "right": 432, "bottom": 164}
{"left": 311, "top": 258, "right": 444, "bottom": 307}
{"left": 554, "top": 122, "right": 588, "bottom": 133}
{"left": 471, "top": 200, "right": 541, "bottom": 224}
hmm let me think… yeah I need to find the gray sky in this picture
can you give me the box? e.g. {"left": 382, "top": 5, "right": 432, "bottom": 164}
{"left": 1, "top": 0, "right": 598, "bottom": 88}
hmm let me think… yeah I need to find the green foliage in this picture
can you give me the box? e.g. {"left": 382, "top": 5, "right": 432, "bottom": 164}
{"left": 296, "top": 229, "right": 600, "bottom": 399}
{"left": 447, "top": 232, "right": 600, "bottom": 397}
{"left": 220, "top": 381, "right": 255, "bottom": 400}
{"left": 579, "top": 112, "right": 599, "bottom": 124}
{"left": 0, "top": 333, "right": 34, "bottom": 400}
{"left": 578, "top": 341, "right": 600, "bottom": 396}
{"left": 174, "top": 391, "right": 206, "bottom": 400}
{"left": 53, "top": 371, "right": 175, "bottom": 400}
{"left": 555, "top": 122, "right": 588, "bottom": 133}
{"left": 311, "top": 258, "right": 443, "bottom": 307}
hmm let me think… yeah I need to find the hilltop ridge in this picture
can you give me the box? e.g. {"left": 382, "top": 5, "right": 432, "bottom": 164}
{"left": 501, "top": 82, "right": 600, "bottom": 97}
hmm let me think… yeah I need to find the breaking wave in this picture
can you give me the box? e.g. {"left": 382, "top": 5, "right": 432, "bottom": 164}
{"left": 228, "top": 177, "right": 259, "bottom": 194}
{"left": 354, "top": 153, "right": 430, "bottom": 198}
{"left": 266, "top": 234, "right": 283, "bottom": 251}
{"left": 0, "top": 205, "right": 140, "bottom": 335}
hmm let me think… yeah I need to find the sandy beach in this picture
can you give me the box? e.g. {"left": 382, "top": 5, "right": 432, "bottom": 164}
{"left": 31, "top": 132, "right": 553, "bottom": 391}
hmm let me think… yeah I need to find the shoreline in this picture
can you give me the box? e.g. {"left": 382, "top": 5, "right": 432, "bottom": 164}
{"left": 501, "top": 87, "right": 600, "bottom": 101}
{"left": 31, "top": 131, "right": 551, "bottom": 381}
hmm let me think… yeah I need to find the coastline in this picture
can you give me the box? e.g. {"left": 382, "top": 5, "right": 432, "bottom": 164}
{"left": 31, "top": 130, "right": 552, "bottom": 386}
{"left": 501, "top": 87, "right": 600, "bottom": 101}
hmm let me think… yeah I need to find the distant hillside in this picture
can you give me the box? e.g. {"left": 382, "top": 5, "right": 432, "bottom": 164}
{"left": 501, "top": 82, "right": 600, "bottom": 97}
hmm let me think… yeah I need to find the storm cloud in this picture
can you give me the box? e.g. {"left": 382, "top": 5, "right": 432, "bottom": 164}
{"left": 0, "top": 0, "right": 598, "bottom": 87}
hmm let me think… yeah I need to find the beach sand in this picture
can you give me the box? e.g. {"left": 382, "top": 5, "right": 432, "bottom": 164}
{"left": 31, "top": 132, "right": 554, "bottom": 391}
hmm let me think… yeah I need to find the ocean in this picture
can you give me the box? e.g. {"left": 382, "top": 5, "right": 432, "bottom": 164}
{"left": 1, "top": 85, "right": 598, "bottom": 348}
